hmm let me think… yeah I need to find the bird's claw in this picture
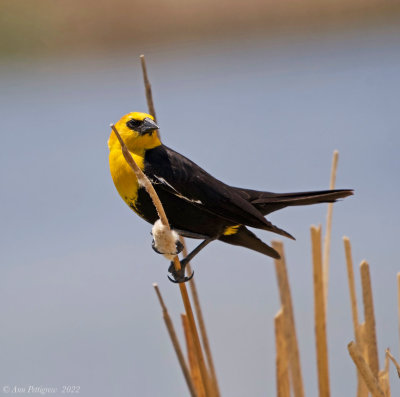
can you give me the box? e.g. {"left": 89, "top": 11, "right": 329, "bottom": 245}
{"left": 167, "top": 268, "right": 195, "bottom": 284}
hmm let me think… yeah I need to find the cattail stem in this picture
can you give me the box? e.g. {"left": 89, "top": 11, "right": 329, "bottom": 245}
{"left": 181, "top": 238, "right": 220, "bottom": 397}
{"left": 272, "top": 241, "right": 305, "bottom": 397}
{"left": 360, "top": 260, "right": 380, "bottom": 377}
{"left": 153, "top": 284, "right": 198, "bottom": 397}
{"left": 140, "top": 55, "right": 157, "bottom": 124}
{"left": 311, "top": 225, "right": 330, "bottom": 397}
{"left": 323, "top": 150, "right": 339, "bottom": 307}
{"left": 182, "top": 314, "right": 206, "bottom": 397}
{"left": 348, "top": 341, "right": 385, "bottom": 397}
{"left": 275, "top": 309, "right": 291, "bottom": 397}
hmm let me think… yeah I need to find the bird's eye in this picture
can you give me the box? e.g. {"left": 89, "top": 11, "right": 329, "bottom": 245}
{"left": 126, "top": 119, "right": 142, "bottom": 130}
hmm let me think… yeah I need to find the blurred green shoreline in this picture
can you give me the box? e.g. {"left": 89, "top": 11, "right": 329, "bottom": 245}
{"left": 1, "top": 0, "right": 400, "bottom": 59}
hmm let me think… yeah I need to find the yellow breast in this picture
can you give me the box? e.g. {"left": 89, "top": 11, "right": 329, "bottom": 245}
{"left": 109, "top": 148, "right": 145, "bottom": 212}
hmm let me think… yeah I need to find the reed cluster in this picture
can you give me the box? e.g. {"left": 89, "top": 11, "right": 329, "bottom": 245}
{"left": 113, "top": 56, "right": 400, "bottom": 397}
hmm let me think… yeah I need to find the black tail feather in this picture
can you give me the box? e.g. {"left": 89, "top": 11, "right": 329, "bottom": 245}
{"left": 248, "top": 189, "right": 353, "bottom": 215}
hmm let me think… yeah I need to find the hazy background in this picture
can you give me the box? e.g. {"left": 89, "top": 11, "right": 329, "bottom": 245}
{"left": 1, "top": 1, "right": 400, "bottom": 396}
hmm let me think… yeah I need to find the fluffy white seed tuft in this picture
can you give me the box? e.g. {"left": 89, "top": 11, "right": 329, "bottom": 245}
{"left": 152, "top": 219, "right": 180, "bottom": 261}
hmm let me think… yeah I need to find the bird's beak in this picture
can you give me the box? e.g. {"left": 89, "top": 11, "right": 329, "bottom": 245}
{"left": 140, "top": 117, "right": 159, "bottom": 135}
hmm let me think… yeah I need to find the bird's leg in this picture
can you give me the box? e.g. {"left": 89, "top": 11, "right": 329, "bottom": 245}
{"left": 168, "top": 238, "right": 215, "bottom": 283}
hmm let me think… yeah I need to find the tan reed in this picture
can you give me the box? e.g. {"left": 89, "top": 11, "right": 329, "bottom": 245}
{"left": 323, "top": 150, "right": 339, "bottom": 307}
{"left": 311, "top": 225, "right": 330, "bottom": 397}
{"left": 348, "top": 341, "right": 386, "bottom": 397}
{"left": 343, "top": 236, "right": 368, "bottom": 396}
{"left": 153, "top": 284, "right": 198, "bottom": 397}
{"left": 182, "top": 314, "right": 206, "bottom": 397}
{"left": 181, "top": 237, "right": 221, "bottom": 397}
{"left": 386, "top": 348, "right": 400, "bottom": 378}
{"left": 360, "top": 260, "right": 380, "bottom": 378}
{"left": 272, "top": 240, "right": 305, "bottom": 397}
{"left": 275, "top": 309, "right": 291, "bottom": 397}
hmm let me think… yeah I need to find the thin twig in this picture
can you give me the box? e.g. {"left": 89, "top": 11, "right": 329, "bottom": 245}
{"left": 272, "top": 241, "right": 305, "bottom": 397}
{"left": 153, "top": 284, "right": 198, "bottom": 397}
{"left": 360, "top": 260, "right": 380, "bottom": 377}
{"left": 181, "top": 237, "right": 220, "bottom": 397}
{"left": 311, "top": 225, "right": 330, "bottom": 397}
{"left": 275, "top": 309, "right": 291, "bottom": 397}
{"left": 140, "top": 55, "right": 157, "bottom": 122}
{"left": 348, "top": 341, "right": 385, "bottom": 397}
{"left": 323, "top": 150, "right": 339, "bottom": 308}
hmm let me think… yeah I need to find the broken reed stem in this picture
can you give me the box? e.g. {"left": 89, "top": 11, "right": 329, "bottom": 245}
{"left": 311, "top": 225, "right": 330, "bottom": 397}
{"left": 271, "top": 241, "right": 305, "bottom": 397}
{"left": 275, "top": 309, "right": 291, "bottom": 397}
{"left": 110, "top": 124, "right": 211, "bottom": 396}
{"left": 348, "top": 341, "right": 385, "bottom": 397}
{"left": 140, "top": 55, "right": 157, "bottom": 123}
{"left": 182, "top": 314, "right": 206, "bottom": 397}
{"left": 378, "top": 352, "right": 391, "bottom": 397}
{"left": 360, "top": 260, "right": 380, "bottom": 377}
{"left": 386, "top": 348, "right": 400, "bottom": 378}
{"left": 181, "top": 237, "right": 221, "bottom": 397}
{"left": 343, "top": 237, "right": 361, "bottom": 344}
{"left": 343, "top": 237, "right": 368, "bottom": 396}
{"left": 153, "top": 284, "right": 198, "bottom": 397}
{"left": 357, "top": 322, "right": 369, "bottom": 397}
{"left": 398, "top": 273, "right": 400, "bottom": 357}
{"left": 323, "top": 150, "right": 339, "bottom": 308}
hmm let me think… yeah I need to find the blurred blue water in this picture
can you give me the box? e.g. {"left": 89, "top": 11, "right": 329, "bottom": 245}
{"left": 1, "top": 26, "right": 399, "bottom": 397}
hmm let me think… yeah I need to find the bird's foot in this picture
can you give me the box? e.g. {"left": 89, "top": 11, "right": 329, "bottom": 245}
{"left": 167, "top": 258, "right": 194, "bottom": 283}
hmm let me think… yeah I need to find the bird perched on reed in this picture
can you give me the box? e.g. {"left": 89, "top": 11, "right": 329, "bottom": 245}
{"left": 108, "top": 112, "right": 353, "bottom": 282}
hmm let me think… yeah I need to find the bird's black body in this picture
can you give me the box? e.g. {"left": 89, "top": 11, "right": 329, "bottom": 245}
{"left": 135, "top": 144, "right": 353, "bottom": 259}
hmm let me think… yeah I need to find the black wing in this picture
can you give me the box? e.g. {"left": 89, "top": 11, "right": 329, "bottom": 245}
{"left": 143, "top": 145, "right": 289, "bottom": 235}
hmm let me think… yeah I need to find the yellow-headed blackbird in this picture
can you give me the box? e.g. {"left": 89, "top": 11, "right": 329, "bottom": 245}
{"left": 108, "top": 112, "right": 353, "bottom": 282}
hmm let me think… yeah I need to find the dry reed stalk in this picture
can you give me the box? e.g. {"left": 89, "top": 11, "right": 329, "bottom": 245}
{"left": 275, "top": 309, "right": 291, "bottom": 397}
{"left": 378, "top": 351, "right": 391, "bottom": 397}
{"left": 398, "top": 273, "right": 400, "bottom": 356}
{"left": 343, "top": 237, "right": 361, "bottom": 343}
{"left": 357, "top": 322, "right": 370, "bottom": 397}
{"left": 110, "top": 124, "right": 212, "bottom": 396}
{"left": 137, "top": 56, "right": 213, "bottom": 396}
{"left": 310, "top": 225, "right": 330, "bottom": 397}
{"left": 343, "top": 237, "right": 368, "bottom": 396}
{"left": 360, "top": 260, "right": 380, "bottom": 377}
{"left": 153, "top": 284, "right": 198, "bottom": 397}
{"left": 140, "top": 55, "right": 157, "bottom": 124}
{"left": 180, "top": 236, "right": 221, "bottom": 397}
{"left": 182, "top": 314, "right": 207, "bottom": 397}
{"left": 323, "top": 150, "right": 339, "bottom": 307}
{"left": 386, "top": 348, "right": 400, "bottom": 378}
{"left": 271, "top": 240, "right": 305, "bottom": 397}
{"left": 348, "top": 341, "right": 385, "bottom": 397}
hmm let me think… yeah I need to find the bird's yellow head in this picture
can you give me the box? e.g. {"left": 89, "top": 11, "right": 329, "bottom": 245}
{"left": 108, "top": 112, "right": 161, "bottom": 154}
